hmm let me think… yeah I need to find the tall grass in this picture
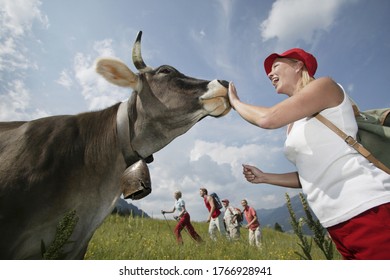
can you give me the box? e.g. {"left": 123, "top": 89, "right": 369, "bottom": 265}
{"left": 85, "top": 215, "right": 341, "bottom": 260}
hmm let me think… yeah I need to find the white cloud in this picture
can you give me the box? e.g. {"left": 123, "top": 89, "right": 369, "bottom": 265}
{"left": 130, "top": 134, "right": 294, "bottom": 221}
{"left": 56, "top": 70, "right": 73, "bottom": 90}
{"left": 92, "top": 39, "right": 116, "bottom": 58}
{"left": 0, "top": 38, "right": 29, "bottom": 71}
{"left": 190, "top": 140, "right": 282, "bottom": 179}
{"left": 0, "top": 79, "right": 47, "bottom": 120}
{"left": 260, "top": 0, "right": 351, "bottom": 48}
{"left": 0, "top": 0, "right": 49, "bottom": 37}
{"left": 0, "top": 0, "right": 49, "bottom": 71}
{"left": 0, "top": 0, "right": 49, "bottom": 120}
{"left": 73, "top": 39, "right": 130, "bottom": 110}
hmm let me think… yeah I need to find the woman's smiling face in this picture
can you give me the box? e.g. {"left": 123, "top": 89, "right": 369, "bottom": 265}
{"left": 268, "top": 58, "right": 303, "bottom": 96}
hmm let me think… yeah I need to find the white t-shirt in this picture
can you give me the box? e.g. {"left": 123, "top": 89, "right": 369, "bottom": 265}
{"left": 223, "top": 206, "right": 239, "bottom": 227}
{"left": 284, "top": 85, "right": 390, "bottom": 227}
{"left": 174, "top": 198, "right": 185, "bottom": 215}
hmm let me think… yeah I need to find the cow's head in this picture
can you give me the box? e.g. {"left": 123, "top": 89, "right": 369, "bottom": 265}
{"left": 96, "top": 31, "right": 230, "bottom": 199}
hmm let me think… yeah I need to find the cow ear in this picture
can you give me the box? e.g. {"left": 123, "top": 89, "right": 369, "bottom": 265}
{"left": 96, "top": 58, "right": 139, "bottom": 88}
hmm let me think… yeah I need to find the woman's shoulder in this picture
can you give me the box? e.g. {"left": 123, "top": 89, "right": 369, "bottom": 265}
{"left": 307, "top": 77, "right": 344, "bottom": 105}
{"left": 311, "top": 76, "right": 338, "bottom": 87}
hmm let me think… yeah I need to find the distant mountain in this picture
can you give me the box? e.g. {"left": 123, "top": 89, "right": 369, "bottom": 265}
{"left": 112, "top": 198, "right": 150, "bottom": 218}
{"left": 257, "top": 194, "right": 319, "bottom": 235}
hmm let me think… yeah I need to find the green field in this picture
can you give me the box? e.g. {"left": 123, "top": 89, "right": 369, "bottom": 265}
{"left": 85, "top": 215, "right": 342, "bottom": 260}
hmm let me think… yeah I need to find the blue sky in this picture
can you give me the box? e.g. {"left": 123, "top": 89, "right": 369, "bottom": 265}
{"left": 1, "top": 0, "right": 389, "bottom": 221}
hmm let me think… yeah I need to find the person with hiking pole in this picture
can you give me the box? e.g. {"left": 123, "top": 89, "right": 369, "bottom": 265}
{"left": 161, "top": 191, "right": 202, "bottom": 245}
{"left": 228, "top": 48, "right": 390, "bottom": 259}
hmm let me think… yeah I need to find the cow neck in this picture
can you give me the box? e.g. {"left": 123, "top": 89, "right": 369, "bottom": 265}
{"left": 116, "top": 97, "right": 140, "bottom": 167}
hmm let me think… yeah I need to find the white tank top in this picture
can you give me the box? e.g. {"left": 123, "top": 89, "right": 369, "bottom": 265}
{"left": 284, "top": 85, "right": 390, "bottom": 227}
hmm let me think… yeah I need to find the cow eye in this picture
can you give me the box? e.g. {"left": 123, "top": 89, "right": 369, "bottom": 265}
{"left": 157, "top": 67, "right": 172, "bottom": 75}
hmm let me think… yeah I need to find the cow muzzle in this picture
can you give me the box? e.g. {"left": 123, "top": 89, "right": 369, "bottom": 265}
{"left": 200, "top": 80, "right": 231, "bottom": 117}
{"left": 120, "top": 159, "right": 152, "bottom": 200}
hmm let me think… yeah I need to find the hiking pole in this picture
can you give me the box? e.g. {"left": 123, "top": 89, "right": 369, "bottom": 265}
{"left": 162, "top": 212, "right": 176, "bottom": 241}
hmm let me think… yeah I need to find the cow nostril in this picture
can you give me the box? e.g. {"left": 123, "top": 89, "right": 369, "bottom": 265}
{"left": 217, "top": 80, "right": 229, "bottom": 88}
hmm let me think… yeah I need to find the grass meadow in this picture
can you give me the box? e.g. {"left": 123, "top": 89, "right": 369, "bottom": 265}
{"left": 84, "top": 215, "right": 342, "bottom": 260}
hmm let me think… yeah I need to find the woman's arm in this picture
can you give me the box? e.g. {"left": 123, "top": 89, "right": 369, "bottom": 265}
{"left": 161, "top": 207, "right": 175, "bottom": 214}
{"left": 228, "top": 78, "right": 344, "bottom": 129}
{"left": 243, "top": 164, "right": 301, "bottom": 188}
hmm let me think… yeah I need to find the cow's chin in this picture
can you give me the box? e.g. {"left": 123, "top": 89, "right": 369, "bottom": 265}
{"left": 201, "top": 96, "right": 231, "bottom": 117}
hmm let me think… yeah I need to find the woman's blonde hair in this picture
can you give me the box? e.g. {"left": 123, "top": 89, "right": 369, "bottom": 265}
{"left": 288, "top": 58, "right": 315, "bottom": 90}
{"left": 174, "top": 191, "right": 182, "bottom": 198}
{"left": 300, "top": 68, "right": 315, "bottom": 89}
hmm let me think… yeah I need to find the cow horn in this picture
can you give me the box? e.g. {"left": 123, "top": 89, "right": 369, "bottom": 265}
{"left": 132, "top": 31, "right": 152, "bottom": 72}
{"left": 121, "top": 159, "right": 152, "bottom": 200}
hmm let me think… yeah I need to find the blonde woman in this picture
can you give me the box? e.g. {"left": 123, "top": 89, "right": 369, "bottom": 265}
{"left": 228, "top": 48, "right": 390, "bottom": 259}
{"left": 161, "top": 191, "right": 202, "bottom": 245}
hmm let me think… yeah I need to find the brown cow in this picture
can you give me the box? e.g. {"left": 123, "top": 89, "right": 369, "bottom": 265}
{"left": 0, "top": 31, "right": 230, "bottom": 259}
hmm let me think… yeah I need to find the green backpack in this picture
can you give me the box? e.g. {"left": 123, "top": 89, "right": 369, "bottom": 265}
{"left": 355, "top": 107, "right": 390, "bottom": 171}
{"left": 315, "top": 104, "right": 390, "bottom": 174}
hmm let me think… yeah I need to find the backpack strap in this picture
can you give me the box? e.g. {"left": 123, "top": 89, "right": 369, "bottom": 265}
{"left": 314, "top": 113, "right": 390, "bottom": 174}
{"left": 348, "top": 97, "right": 361, "bottom": 117}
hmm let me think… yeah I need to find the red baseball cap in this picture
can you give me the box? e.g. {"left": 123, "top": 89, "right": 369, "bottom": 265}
{"left": 221, "top": 199, "right": 229, "bottom": 203}
{"left": 264, "top": 48, "right": 317, "bottom": 77}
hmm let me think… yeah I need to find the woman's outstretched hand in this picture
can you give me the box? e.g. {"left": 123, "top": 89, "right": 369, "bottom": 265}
{"left": 242, "top": 164, "right": 265, "bottom": 184}
{"left": 228, "top": 82, "right": 240, "bottom": 110}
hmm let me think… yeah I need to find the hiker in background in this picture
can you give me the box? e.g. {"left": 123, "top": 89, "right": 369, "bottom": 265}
{"left": 199, "top": 187, "right": 228, "bottom": 241}
{"left": 161, "top": 191, "right": 202, "bottom": 245}
{"left": 222, "top": 199, "right": 241, "bottom": 240}
{"left": 241, "top": 199, "right": 261, "bottom": 248}
{"left": 228, "top": 48, "right": 390, "bottom": 259}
